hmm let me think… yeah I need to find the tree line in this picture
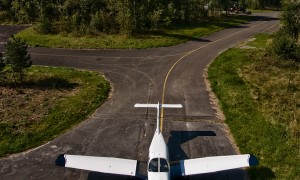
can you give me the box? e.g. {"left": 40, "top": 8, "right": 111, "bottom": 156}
{"left": 0, "top": 0, "right": 282, "bottom": 35}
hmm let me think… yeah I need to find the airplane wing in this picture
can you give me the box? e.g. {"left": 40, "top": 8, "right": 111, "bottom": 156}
{"left": 55, "top": 154, "right": 137, "bottom": 176}
{"left": 179, "top": 154, "right": 258, "bottom": 176}
{"left": 134, "top": 103, "right": 182, "bottom": 108}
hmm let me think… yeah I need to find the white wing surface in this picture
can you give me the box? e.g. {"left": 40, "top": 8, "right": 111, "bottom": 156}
{"left": 180, "top": 154, "right": 258, "bottom": 176}
{"left": 134, "top": 103, "right": 182, "bottom": 108}
{"left": 55, "top": 154, "right": 137, "bottom": 176}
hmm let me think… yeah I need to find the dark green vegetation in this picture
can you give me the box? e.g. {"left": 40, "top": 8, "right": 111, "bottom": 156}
{"left": 16, "top": 15, "right": 255, "bottom": 49}
{"left": 3, "top": 36, "right": 32, "bottom": 85}
{"left": 0, "top": 0, "right": 281, "bottom": 35}
{"left": 208, "top": 34, "right": 300, "bottom": 179}
{"left": 1, "top": 0, "right": 281, "bottom": 49}
{"left": 269, "top": 1, "right": 300, "bottom": 62}
{"left": 0, "top": 66, "right": 110, "bottom": 157}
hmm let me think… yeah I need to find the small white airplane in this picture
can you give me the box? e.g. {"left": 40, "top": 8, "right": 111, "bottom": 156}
{"left": 55, "top": 103, "right": 258, "bottom": 179}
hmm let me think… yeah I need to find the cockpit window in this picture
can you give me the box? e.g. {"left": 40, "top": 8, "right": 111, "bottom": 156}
{"left": 160, "top": 158, "right": 169, "bottom": 172}
{"left": 148, "top": 158, "right": 169, "bottom": 172}
{"left": 149, "top": 158, "right": 159, "bottom": 172}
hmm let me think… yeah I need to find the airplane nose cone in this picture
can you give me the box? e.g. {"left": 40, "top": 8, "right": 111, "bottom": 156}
{"left": 148, "top": 172, "right": 169, "bottom": 180}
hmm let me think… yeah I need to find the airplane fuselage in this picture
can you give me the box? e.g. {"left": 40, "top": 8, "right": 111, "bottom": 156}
{"left": 148, "top": 131, "right": 170, "bottom": 180}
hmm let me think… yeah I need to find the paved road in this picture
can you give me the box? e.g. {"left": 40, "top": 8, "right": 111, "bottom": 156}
{"left": 0, "top": 25, "right": 28, "bottom": 44}
{"left": 0, "top": 13, "right": 279, "bottom": 180}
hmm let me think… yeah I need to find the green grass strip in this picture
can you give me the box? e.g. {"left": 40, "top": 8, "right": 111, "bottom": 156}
{"left": 16, "top": 15, "right": 255, "bottom": 49}
{"left": 208, "top": 35, "right": 299, "bottom": 179}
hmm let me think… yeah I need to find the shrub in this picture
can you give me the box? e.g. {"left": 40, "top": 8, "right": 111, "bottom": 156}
{"left": 36, "top": 20, "right": 53, "bottom": 34}
{"left": 270, "top": 29, "right": 300, "bottom": 61}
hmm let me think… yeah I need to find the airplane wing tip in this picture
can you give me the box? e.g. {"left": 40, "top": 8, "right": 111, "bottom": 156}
{"left": 55, "top": 154, "right": 66, "bottom": 167}
{"left": 249, "top": 154, "right": 259, "bottom": 166}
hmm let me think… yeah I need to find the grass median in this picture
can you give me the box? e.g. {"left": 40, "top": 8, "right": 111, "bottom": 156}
{"left": 0, "top": 66, "right": 110, "bottom": 157}
{"left": 208, "top": 34, "right": 300, "bottom": 179}
{"left": 16, "top": 15, "right": 255, "bottom": 49}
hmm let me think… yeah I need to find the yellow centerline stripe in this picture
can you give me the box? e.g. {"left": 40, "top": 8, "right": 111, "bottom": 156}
{"left": 159, "top": 20, "right": 268, "bottom": 132}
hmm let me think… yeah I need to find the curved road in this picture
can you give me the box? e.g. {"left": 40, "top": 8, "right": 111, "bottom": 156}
{"left": 0, "top": 13, "right": 279, "bottom": 180}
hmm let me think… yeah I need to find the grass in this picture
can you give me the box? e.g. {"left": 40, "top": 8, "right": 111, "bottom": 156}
{"left": 208, "top": 34, "right": 300, "bottom": 179}
{"left": 0, "top": 66, "right": 110, "bottom": 157}
{"left": 16, "top": 15, "right": 256, "bottom": 49}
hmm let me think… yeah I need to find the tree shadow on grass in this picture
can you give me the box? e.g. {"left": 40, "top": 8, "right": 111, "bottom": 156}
{"left": 160, "top": 32, "right": 212, "bottom": 42}
{"left": 25, "top": 76, "right": 79, "bottom": 90}
{"left": 134, "top": 30, "right": 211, "bottom": 43}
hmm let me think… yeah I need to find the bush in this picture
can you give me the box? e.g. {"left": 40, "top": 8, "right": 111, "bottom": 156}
{"left": 36, "top": 20, "right": 53, "bottom": 34}
{"left": 270, "top": 29, "right": 300, "bottom": 61}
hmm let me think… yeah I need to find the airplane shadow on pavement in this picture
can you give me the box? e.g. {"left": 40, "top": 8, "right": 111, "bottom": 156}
{"left": 167, "top": 131, "right": 216, "bottom": 161}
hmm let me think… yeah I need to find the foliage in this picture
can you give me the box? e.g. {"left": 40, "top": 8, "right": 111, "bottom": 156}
{"left": 4, "top": 36, "right": 32, "bottom": 84}
{"left": 36, "top": 19, "right": 53, "bottom": 34}
{"left": 0, "top": 0, "right": 282, "bottom": 35}
{"left": 0, "top": 53, "right": 5, "bottom": 76}
{"left": 270, "top": 29, "right": 300, "bottom": 61}
{"left": 245, "top": 0, "right": 281, "bottom": 9}
{"left": 0, "top": 53, "right": 4, "bottom": 68}
{"left": 269, "top": 1, "right": 300, "bottom": 62}
{"left": 35, "top": 0, "right": 54, "bottom": 34}
{"left": 281, "top": 0, "right": 300, "bottom": 40}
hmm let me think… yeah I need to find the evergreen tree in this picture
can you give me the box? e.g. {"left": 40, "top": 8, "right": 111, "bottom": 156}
{"left": 4, "top": 36, "right": 32, "bottom": 85}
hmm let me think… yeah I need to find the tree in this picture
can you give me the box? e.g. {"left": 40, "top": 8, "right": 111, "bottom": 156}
{"left": 0, "top": 53, "right": 6, "bottom": 83}
{"left": 10, "top": 0, "right": 38, "bottom": 23}
{"left": 269, "top": 1, "right": 300, "bottom": 62}
{"left": 0, "top": 53, "right": 4, "bottom": 70}
{"left": 36, "top": 0, "right": 54, "bottom": 34}
{"left": 4, "top": 36, "right": 32, "bottom": 85}
{"left": 281, "top": 1, "right": 300, "bottom": 41}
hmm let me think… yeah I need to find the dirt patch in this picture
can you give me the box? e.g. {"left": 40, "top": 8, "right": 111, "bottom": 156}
{"left": 0, "top": 87, "right": 76, "bottom": 123}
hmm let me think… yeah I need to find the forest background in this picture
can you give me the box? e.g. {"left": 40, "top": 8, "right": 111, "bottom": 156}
{"left": 0, "top": 0, "right": 282, "bottom": 36}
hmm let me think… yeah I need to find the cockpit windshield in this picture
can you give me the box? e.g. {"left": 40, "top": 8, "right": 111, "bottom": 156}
{"left": 148, "top": 158, "right": 169, "bottom": 172}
